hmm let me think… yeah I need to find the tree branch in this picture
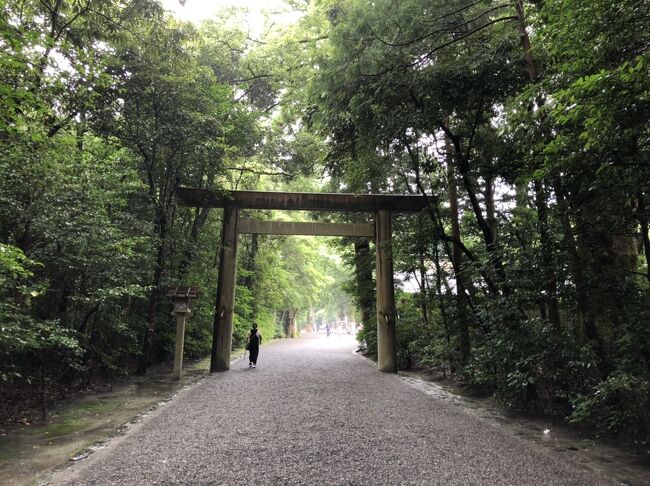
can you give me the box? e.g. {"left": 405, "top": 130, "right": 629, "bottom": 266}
{"left": 362, "top": 16, "right": 518, "bottom": 78}
{"left": 370, "top": 4, "right": 511, "bottom": 48}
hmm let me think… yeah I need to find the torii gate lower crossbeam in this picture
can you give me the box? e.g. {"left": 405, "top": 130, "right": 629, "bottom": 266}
{"left": 177, "top": 188, "right": 427, "bottom": 374}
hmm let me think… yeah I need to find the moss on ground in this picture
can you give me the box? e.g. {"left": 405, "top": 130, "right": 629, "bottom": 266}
{"left": 0, "top": 440, "right": 21, "bottom": 461}
{"left": 43, "top": 418, "right": 89, "bottom": 438}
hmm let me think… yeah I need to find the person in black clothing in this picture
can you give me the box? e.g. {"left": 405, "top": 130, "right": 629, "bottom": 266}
{"left": 248, "top": 323, "right": 262, "bottom": 368}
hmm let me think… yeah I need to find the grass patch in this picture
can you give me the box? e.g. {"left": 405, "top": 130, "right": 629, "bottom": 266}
{"left": 43, "top": 418, "right": 88, "bottom": 438}
{"left": 0, "top": 439, "right": 22, "bottom": 461}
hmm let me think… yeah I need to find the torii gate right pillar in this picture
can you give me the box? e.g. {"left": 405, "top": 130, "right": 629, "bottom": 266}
{"left": 375, "top": 210, "right": 397, "bottom": 372}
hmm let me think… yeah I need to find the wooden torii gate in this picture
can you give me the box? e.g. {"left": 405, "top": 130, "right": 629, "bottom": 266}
{"left": 177, "top": 188, "right": 427, "bottom": 373}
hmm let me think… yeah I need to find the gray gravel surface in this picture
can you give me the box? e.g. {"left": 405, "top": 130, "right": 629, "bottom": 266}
{"left": 53, "top": 334, "right": 619, "bottom": 485}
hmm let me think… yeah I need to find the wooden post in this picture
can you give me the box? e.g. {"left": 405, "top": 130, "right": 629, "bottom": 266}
{"left": 211, "top": 205, "right": 240, "bottom": 372}
{"left": 375, "top": 210, "right": 397, "bottom": 372}
{"left": 172, "top": 310, "right": 189, "bottom": 380}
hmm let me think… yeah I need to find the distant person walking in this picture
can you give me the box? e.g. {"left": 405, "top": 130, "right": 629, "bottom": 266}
{"left": 248, "top": 323, "right": 262, "bottom": 368}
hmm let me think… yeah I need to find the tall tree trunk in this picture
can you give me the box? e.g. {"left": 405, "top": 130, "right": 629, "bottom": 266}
{"left": 282, "top": 309, "right": 291, "bottom": 337}
{"left": 553, "top": 177, "right": 607, "bottom": 373}
{"left": 433, "top": 241, "right": 453, "bottom": 374}
{"left": 279, "top": 310, "right": 287, "bottom": 335}
{"left": 178, "top": 167, "right": 220, "bottom": 280}
{"left": 354, "top": 239, "right": 374, "bottom": 331}
{"left": 413, "top": 170, "right": 489, "bottom": 332}
{"left": 483, "top": 170, "right": 500, "bottom": 295}
{"left": 517, "top": 0, "right": 562, "bottom": 332}
{"left": 637, "top": 193, "right": 650, "bottom": 283}
{"left": 76, "top": 111, "right": 86, "bottom": 151}
{"left": 289, "top": 309, "right": 298, "bottom": 338}
{"left": 515, "top": 0, "right": 539, "bottom": 82}
{"left": 38, "top": 362, "right": 47, "bottom": 421}
{"left": 406, "top": 136, "right": 497, "bottom": 296}
{"left": 534, "top": 180, "right": 562, "bottom": 332}
{"left": 444, "top": 132, "right": 511, "bottom": 297}
{"left": 484, "top": 172, "right": 497, "bottom": 244}
{"left": 417, "top": 251, "right": 430, "bottom": 327}
{"left": 137, "top": 212, "right": 167, "bottom": 375}
{"left": 178, "top": 207, "right": 211, "bottom": 280}
{"left": 244, "top": 233, "right": 258, "bottom": 289}
{"left": 447, "top": 151, "right": 471, "bottom": 362}
{"left": 411, "top": 217, "right": 431, "bottom": 328}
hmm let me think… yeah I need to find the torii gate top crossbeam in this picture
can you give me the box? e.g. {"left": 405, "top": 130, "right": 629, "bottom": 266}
{"left": 177, "top": 187, "right": 426, "bottom": 213}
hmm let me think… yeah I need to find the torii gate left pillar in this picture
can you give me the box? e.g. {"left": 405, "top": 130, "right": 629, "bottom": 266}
{"left": 210, "top": 205, "right": 239, "bottom": 372}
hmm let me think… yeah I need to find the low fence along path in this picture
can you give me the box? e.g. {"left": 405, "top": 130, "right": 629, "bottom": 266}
{"left": 53, "top": 334, "right": 618, "bottom": 485}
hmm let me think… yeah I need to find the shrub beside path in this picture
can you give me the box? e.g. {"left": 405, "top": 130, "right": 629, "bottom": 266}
{"left": 52, "top": 334, "right": 618, "bottom": 485}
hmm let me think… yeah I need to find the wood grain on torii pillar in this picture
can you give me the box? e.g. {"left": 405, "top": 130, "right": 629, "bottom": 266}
{"left": 211, "top": 205, "right": 240, "bottom": 372}
{"left": 375, "top": 210, "right": 397, "bottom": 373}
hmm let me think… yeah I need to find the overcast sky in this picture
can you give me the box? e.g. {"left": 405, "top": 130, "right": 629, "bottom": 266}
{"left": 160, "top": 0, "right": 301, "bottom": 35}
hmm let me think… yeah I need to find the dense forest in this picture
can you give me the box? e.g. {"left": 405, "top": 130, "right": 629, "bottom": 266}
{"left": 1, "top": 0, "right": 648, "bottom": 445}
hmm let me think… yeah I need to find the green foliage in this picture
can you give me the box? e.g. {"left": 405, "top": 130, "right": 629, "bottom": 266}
{"left": 0, "top": 244, "right": 82, "bottom": 390}
{"left": 233, "top": 283, "right": 255, "bottom": 349}
{"left": 237, "top": 233, "right": 350, "bottom": 341}
{"left": 466, "top": 317, "right": 597, "bottom": 411}
{"left": 570, "top": 372, "right": 650, "bottom": 445}
{"left": 1, "top": 0, "right": 648, "bottom": 445}
{"left": 0, "top": 243, "right": 35, "bottom": 283}
{"left": 395, "top": 293, "right": 429, "bottom": 369}
{"left": 0, "top": 0, "right": 268, "bottom": 418}
{"left": 282, "top": 0, "right": 650, "bottom": 443}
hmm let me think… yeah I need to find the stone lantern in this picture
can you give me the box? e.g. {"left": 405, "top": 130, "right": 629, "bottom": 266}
{"left": 167, "top": 286, "right": 200, "bottom": 380}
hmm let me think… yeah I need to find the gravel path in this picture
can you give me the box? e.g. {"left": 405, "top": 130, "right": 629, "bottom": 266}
{"left": 53, "top": 334, "right": 619, "bottom": 485}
